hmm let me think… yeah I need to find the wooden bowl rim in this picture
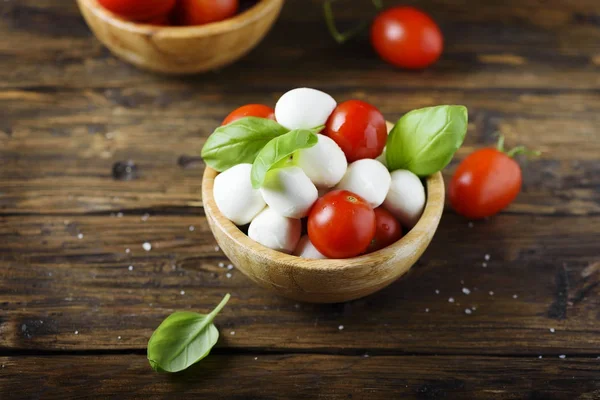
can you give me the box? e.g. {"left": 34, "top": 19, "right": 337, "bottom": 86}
{"left": 78, "top": 0, "right": 282, "bottom": 37}
{"left": 202, "top": 166, "right": 445, "bottom": 271}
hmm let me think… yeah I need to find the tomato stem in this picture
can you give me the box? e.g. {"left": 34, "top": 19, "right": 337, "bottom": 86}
{"left": 496, "top": 135, "right": 505, "bottom": 153}
{"left": 323, "top": 0, "right": 383, "bottom": 44}
{"left": 496, "top": 134, "right": 541, "bottom": 158}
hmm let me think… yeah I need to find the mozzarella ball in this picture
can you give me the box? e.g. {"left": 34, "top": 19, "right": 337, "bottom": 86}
{"left": 383, "top": 169, "right": 426, "bottom": 229}
{"left": 275, "top": 88, "right": 337, "bottom": 130}
{"left": 293, "top": 235, "right": 327, "bottom": 259}
{"left": 248, "top": 207, "right": 301, "bottom": 254}
{"left": 213, "top": 163, "right": 266, "bottom": 225}
{"left": 295, "top": 134, "right": 347, "bottom": 188}
{"left": 260, "top": 167, "right": 318, "bottom": 218}
{"left": 335, "top": 159, "right": 391, "bottom": 208}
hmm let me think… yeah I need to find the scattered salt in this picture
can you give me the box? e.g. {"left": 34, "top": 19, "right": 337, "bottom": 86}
{"left": 128, "top": 265, "right": 133, "bottom": 271}
{"left": 227, "top": 264, "right": 234, "bottom": 270}
{"left": 559, "top": 355, "right": 566, "bottom": 359}
{"left": 230, "top": 331, "right": 235, "bottom": 335}
{"left": 218, "top": 262, "right": 225, "bottom": 268}
{"left": 125, "top": 248, "right": 130, "bottom": 254}
{"left": 254, "top": 357, "right": 258, "bottom": 360}
{"left": 363, "top": 354, "right": 370, "bottom": 358}
{"left": 550, "top": 328, "right": 555, "bottom": 333}
{"left": 435, "top": 290, "right": 440, "bottom": 294}
{"left": 117, "top": 336, "right": 121, "bottom": 340}
{"left": 172, "top": 264, "right": 177, "bottom": 270}
{"left": 448, "top": 297, "right": 455, "bottom": 303}
{"left": 214, "top": 246, "right": 220, "bottom": 251}
{"left": 226, "top": 273, "right": 232, "bottom": 278}
{"left": 539, "top": 356, "right": 543, "bottom": 359}
{"left": 465, "top": 309, "right": 472, "bottom": 315}
{"left": 189, "top": 225, "right": 195, "bottom": 231}
{"left": 489, "top": 291, "right": 494, "bottom": 296}
{"left": 74, "top": 330, "right": 79, "bottom": 335}
{"left": 117, "top": 212, "right": 123, "bottom": 218}
{"left": 462, "top": 287, "right": 471, "bottom": 295}
{"left": 482, "top": 262, "right": 487, "bottom": 268}
{"left": 180, "top": 290, "right": 185, "bottom": 295}
{"left": 513, "top": 294, "right": 518, "bottom": 299}
{"left": 484, "top": 254, "right": 490, "bottom": 261}
{"left": 141, "top": 213, "right": 149, "bottom": 221}
{"left": 77, "top": 233, "right": 83, "bottom": 239}
{"left": 142, "top": 242, "right": 152, "bottom": 251}
{"left": 338, "top": 325, "right": 344, "bottom": 330}
{"left": 425, "top": 308, "right": 430, "bottom": 313}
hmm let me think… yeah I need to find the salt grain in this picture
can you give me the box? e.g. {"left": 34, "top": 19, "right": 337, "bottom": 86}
{"left": 513, "top": 294, "right": 518, "bottom": 299}
{"left": 338, "top": 325, "right": 344, "bottom": 330}
{"left": 117, "top": 212, "right": 123, "bottom": 218}
{"left": 77, "top": 233, "right": 84, "bottom": 239}
{"left": 448, "top": 297, "right": 455, "bottom": 303}
{"left": 472, "top": 306, "right": 477, "bottom": 310}
{"left": 230, "top": 331, "right": 235, "bottom": 335}
{"left": 125, "top": 248, "right": 130, "bottom": 254}
{"left": 559, "top": 355, "right": 566, "bottom": 359}
{"left": 189, "top": 225, "right": 195, "bottom": 231}
{"left": 489, "top": 291, "right": 494, "bottom": 296}
{"left": 484, "top": 254, "right": 490, "bottom": 261}
{"left": 482, "top": 262, "right": 487, "bottom": 268}
{"left": 214, "top": 246, "right": 220, "bottom": 251}
{"left": 128, "top": 265, "right": 133, "bottom": 271}
{"left": 539, "top": 356, "right": 543, "bottom": 359}
{"left": 227, "top": 264, "right": 234, "bottom": 270}
{"left": 465, "top": 309, "right": 472, "bottom": 315}
{"left": 364, "top": 354, "right": 370, "bottom": 358}
{"left": 218, "top": 262, "right": 225, "bottom": 268}
{"left": 435, "top": 290, "right": 440, "bottom": 294}
{"left": 550, "top": 328, "right": 555, "bottom": 333}
{"left": 462, "top": 287, "right": 471, "bottom": 295}
{"left": 117, "top": 336, "right": 121, "bottom": 340}
{"left": 74, "top": 330, "right": 79, "bottom": 335}
{"left": 425, "top": 308, "right": 430, "bottom": 313}
{"left": 254, "top": 357, "right": 258, "bottom": 360}
{"left": 226, "top": 273, "right": 232, "bottom": 278}
{"left": 142, "top": 242, "right": 152, "bottom": 251}
{"left": 141, "top": 213, "right": 149, "bottom": 222}
{"left": 180, "top": 290, "right": 185, "bottom": 295}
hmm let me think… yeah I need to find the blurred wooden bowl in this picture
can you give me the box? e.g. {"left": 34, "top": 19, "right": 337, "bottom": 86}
{"left": 77, "top": 0, "right": 284, "bottom": 74}
{"left": 202, "top": 120, "right": 445, "bottom": 302}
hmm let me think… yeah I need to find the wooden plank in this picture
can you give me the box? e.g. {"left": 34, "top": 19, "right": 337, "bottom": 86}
{"left": 1, "top": 354, "right": 599, "bottom": 399}
{"left": 0, "top": 0, "right": 599, "bottom": 90}
{"left": 1, "top": 214, "right": 599, "bottom": 353}
{"left": 1, "top": 87, "right": 599, "bottom": 214}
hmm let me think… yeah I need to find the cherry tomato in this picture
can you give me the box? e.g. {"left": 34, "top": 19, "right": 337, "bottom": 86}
{"left": 308, "top": 190, "right": 376, "bottom": 259}
{"left": 324, "top": 100, "right": 387, "bottom": 162}
{"left": 98, "top": 0, "right": 176, "bottom": 21}
{"left": 449, "top": 148, "right": 522, "bottom": 219}
{"left": 371, "top": 7, "right": 443, "bottom": 69}
{"left": 177, "top": 0, "right": 239, "bottom": 25}
{"left": 367, "top": 207, "right": 403, "bottom": 253}
{"left": 222, "top": 104, "right": 276, "bottom": 126}
{"left": 142, "top": 14, "right": 171, "bottom": 26}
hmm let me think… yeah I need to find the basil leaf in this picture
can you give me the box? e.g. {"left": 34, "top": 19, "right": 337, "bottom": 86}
{"left": 251, "top": 129, "right": 319, "bottom": 188}
{"left": 147, "top": 293, "right": 230, "bottom": 373}
{"left": 201, "top": 117, "right": 288, "bottom": 172}
{"left": 386, "top": 105, "right": 468, "bottom": 176}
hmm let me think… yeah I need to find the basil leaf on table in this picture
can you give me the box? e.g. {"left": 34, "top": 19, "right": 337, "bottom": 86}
{"left": 147, "top": 293, "right": 230, "bottom": 373}
{"left": 251, "top": 129, "right": 319, "bottom": 188}
{"left": 201, "top": 117, "right": 288, "bottom": 172}
{"left": 386, "top": 105, "right": 468, "bottom": 176}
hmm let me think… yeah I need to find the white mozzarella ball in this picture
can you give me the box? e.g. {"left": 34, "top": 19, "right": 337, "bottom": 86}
{"left": 275, "top": 88, "right": 337, "bottom": 130}
{"left": 383, "top": 169, "right": 426, "bottom": 229}
{"left": 295, "top": 134, "right": 347, "bottom": 188}
{"left": 248, "top": 207, "right": 301, "bottom": 254}
{"left": 213, "top": 163, "right": 266, "bottom": 225}
{"left": 335, "top": 159, "right": 391, "bottom": 208}
{"left": 293, "top": 235, "right": 327, "bottom": 259}
{"left": 260, "top": 167, "right": 318, "bottom": 218}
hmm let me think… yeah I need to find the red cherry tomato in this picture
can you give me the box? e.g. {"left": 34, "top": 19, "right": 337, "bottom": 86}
{"left": 308, "top": 190, "right": 376, "bottom": 259}
{"left": 371, "top": 7, "right": 443, "bottom": 69}
{"left": 367, "top": 207, "right": 403, "bottom": 253}
{"left": 177, "top": 0, "right": 239, "bottom": 25}
{"left": 98, "top": 0, "right": 176, "bottom": 21}
{"left": 324, "top": 100, "right": 387, "bottom": 162}
{"left": 222, "top": 104, "right": 276, "bottom": 126}
{"left": 142, "top": 14, "right": 171, "bottom": 26}
{"left": 449, "top": 148, "right": 522, "bottom": 219}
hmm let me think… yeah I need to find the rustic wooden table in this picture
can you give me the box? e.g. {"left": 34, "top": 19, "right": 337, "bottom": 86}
{"left": 1, "top": 0, "right": 600, "bottom": 398}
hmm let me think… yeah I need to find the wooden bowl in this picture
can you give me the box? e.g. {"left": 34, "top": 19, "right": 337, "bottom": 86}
{"left": 202, "top": 156, "right": 445, "bottom": 303}
{"left": 76, "top": 0, "right": 284, "bottom": 74}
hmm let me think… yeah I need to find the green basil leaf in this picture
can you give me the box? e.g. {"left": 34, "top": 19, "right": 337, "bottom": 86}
{"left": 251, "top": 129, "right": 318, "bottom": 188}
{"left": 386, "top": 105, "right": 468, "bottom": 176}
{"left": 147, "top": 293, "right": 230, "bottom": 373}
{"left": 201, "top": 117, "right": 288, "bottom": 172}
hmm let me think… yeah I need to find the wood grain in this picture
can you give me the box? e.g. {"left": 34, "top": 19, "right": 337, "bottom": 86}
{"left": 1, "top": 354, "right": 600, "bottom": 399}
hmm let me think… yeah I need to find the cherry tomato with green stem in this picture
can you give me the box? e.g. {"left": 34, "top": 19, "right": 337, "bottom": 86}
{"left": 449, "top": 137, "right": 539, "bottom": 219}
{"left": 98, "top": 0, "right": 176, "bottom": 21}
{"left": 177, "top": 0, "right": 239, "bottom": 25}
{"left": 222, "top": 104, "right": 276, "bottom": 126}
{"left": 367, "top": 207, "right": 403, "bottom": 253}
{"left": 308, "top": 190, "right": 376, "bottom": 259}
{"left": 324, "top": 100, "right": 387, "bottom": 162}
{"left": 370, "top": 6, "right": 443, "bottom": 69}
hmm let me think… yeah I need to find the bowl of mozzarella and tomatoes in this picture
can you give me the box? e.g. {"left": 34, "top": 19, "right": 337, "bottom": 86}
{"left": 76, "top": 0, "right": 283, "bottom": 74}
{"left": 202, "top": 88, "right": 468, "bottom": 303}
